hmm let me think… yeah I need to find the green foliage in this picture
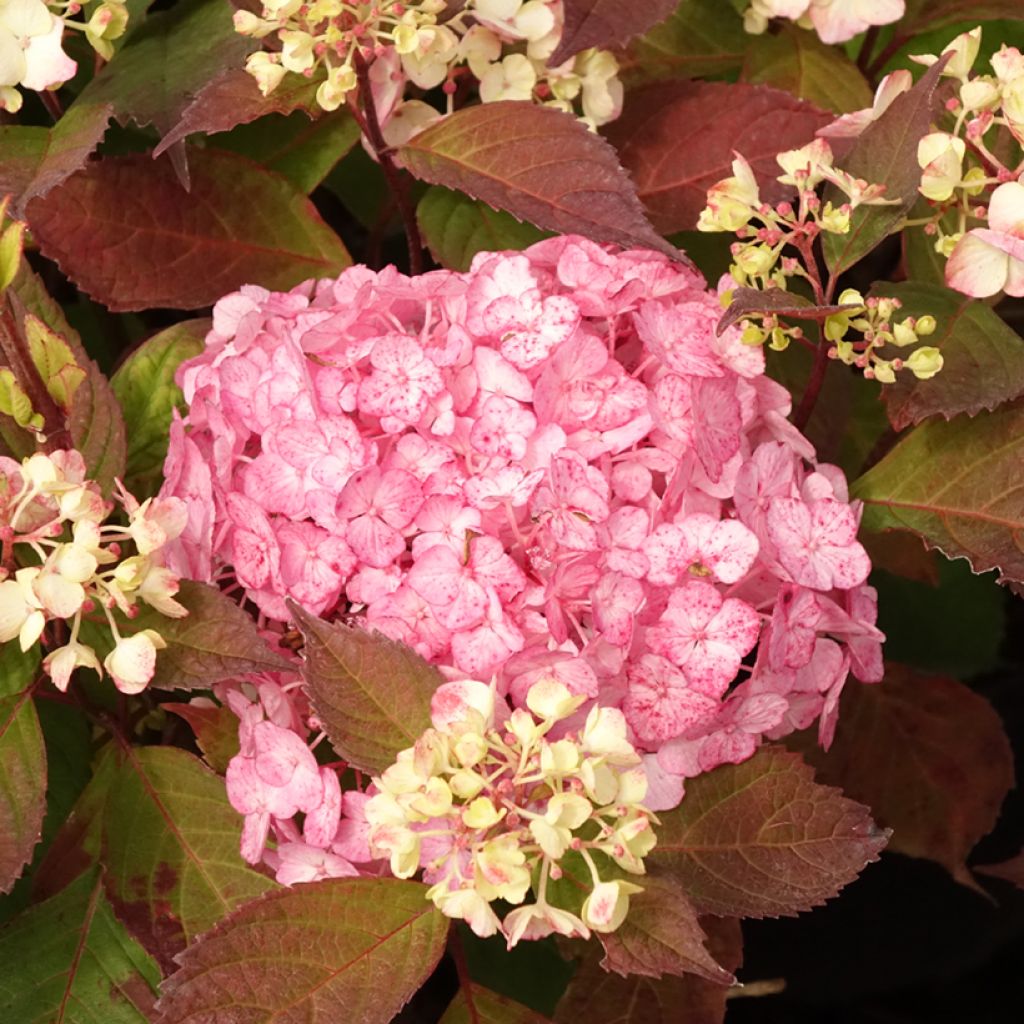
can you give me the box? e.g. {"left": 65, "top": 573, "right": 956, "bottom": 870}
{"left": 0, "top": 869, "right": 161, "bottom": 1024}
{"left": 110, "top": 319, "right": 207, "bottom": 497}
{"left": 418, "top": 187, "right": 550, "bottom": 271}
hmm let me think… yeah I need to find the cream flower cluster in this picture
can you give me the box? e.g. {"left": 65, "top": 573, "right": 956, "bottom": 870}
{"left": 0, "top": 450, "right": 187, "bottom": 693}
{"left": 0, "top": 0, "right": 127, "bottom": 112}
{"left": 234, "top": 0, "right": 622, "bottom": 128}
{"left": 366, "top": 678, "right": 655, "bottom": 944}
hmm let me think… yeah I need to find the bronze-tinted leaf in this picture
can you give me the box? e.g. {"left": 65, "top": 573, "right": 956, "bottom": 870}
{"left": 791, "top": 665, "right": 1014, "bottom": 885}
{"left": 550, "top": 0, "right": 678, "bottom": 64}
{"left": 27, "top": 149, "right": 350, "bottom": 312}
{"left": 292, "top": 603, "right": 440, "bottom": 774}
{"left": 605, "top": 80, "right": 830, "bottom": 233}
{"left": 401, "top": 102, "right": 680, "bottom": 260}
{"left": 650, "top": 747, "right": 887, "bottom": 918}
{"left": 155, "top": 878, "right": 449, "bottom": 1024}
{"left": 852, "top": 399, "right": 1024, "bottom": 583}
{"left": 440, "top": 983, "right": 551, "bottom": 1024}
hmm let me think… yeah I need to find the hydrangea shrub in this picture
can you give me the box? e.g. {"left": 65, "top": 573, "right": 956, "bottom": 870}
{"left": 0, "top": 1, "right": 1020, "bottom": 1022}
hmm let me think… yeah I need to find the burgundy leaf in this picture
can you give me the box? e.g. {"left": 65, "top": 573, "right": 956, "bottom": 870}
{"left": 792, "top": 665, "right": 1013, "bottom": 886}
{"left": 27, "top": 149, "right": 350, "bottom": 312}
{"left": 605, "top": 80, "right": 831, "bottom": 232}
{"left": 400, "top": 101, "right": 683, "bottom": 261}
{"left": 550, "top": 0, "right": 678, "bottom": 64}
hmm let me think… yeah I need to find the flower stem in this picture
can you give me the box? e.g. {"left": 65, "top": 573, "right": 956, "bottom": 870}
{"left": 352, "top": 50, "right": 424, "bottom": 276}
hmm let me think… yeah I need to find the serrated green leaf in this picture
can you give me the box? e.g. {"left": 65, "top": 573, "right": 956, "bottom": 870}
{"left": 852, "top": 400, "right": 1024, "bottom": 583}
{"left": 418, "top": 186, "right": 550, "bottom": 271}
{"left": 0, "top": 869, "right": 160, "bottom": 1024}
{"left": 213, "top": 108, "right": 360, "bottom": 193}
{"left": 742, "top": 26, "right": 873, "bottom": 114}
{"left": 162, "top": 700, "right": 241, "bottom": 774}
{"left": 0, "top": 645, "right": 44, "bottom": 895}
{"left": 0, "top": 367, "right": 42, "bottom": 431}
{"left": 870, "top": 281, "right": 1024, "bottom": 430}
{"left": 622, "top": 0, "right": 747, "bottom": 84}
{"left": 111, "top": 319, "right": 206, "bottom": 497}
{"left": 650, "top": 747, "right": 887, "bottom": 918}
{"left": 102, "top": 745, "right": 276, "bottom": 966}
{"left": 293, "top": 603, "right": 441, "bottom": 774}
{"left": 24, "top": 314, "right": 87, "bottom": 413}
{"left": 155, "top": 878, "right": 449, "bottom": 1024}
{"left": 7, "top": 259, "right": 127, "bottom": 493}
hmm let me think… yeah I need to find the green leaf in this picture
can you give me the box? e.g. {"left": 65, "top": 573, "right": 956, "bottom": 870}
{"left": 0, "top": 368, "right": 42, "bottom": 432}
{"left": 440, "top": 984, "right": 552, "bottom": 1024}
{"left": 901, "top": 199, "right": 953, "bottom": 286}
{"left": 598, "top": 875, "right": 734, "bottom": 983}
{"left": 852, "top": 399, "right": 1024, "bottom": 583}
{"left": 555, "top": 918, "right": 742, "bottom": 1024}
{"left": 822, "top": 55, "right": 949, "bottom": 276}
{"left": 109, "top": 580, "right": 294, "bottom": 691}
{"left": 400, "top": 102, "right": 680, "bottom": 260}
{"left": 650, "top": 747, "right": 888, "bottom": 918}
{"left": 24, "top": 314, "right": 87, "bottom": 413}
{"left": 742, "top": 26, "right": 873, "bottom": 114}
{"left": 0, "top": 104, "right": 113, "bottom": 216}
{"left": 790, "top": 665, "right": 1013, "bottom": 886}
{"left": 156, "top": 878, "right": 449, "bottom": 1024}
{"left": 162, "top": 700, "right": 241, "bottom": 774}
{"left": 73, "top": 0, "right": 253, "bottom": 143}
{"left": 102, "top": 745, "right": 276, "bottom": 966}
{"left": 0, "top": 869, "right": 160, "bottom": 1024}
{"left": 27, "top": 149, "right": 351, "bottom": 312}
{"left": 212, "top": 108, "right": 360, "bottom": 193}
{"left": 418, "top": 186, "right": 550, "bottom": 271}
{"left": 0, "top": 646, "right": 44, "bottom": 895}
{"left": 869, "top": 281, "right": 1024, "bottom": 430}
{"left": 111, "top": 319, "right": 207, "bottom": 497}
{"left": 623, "top": 0, "right": 747, "bottom": 84}
{"left": 7, "top": 259, "right": 127, "bottom": 493}
{"left": 292, "top": 603, "right": 440, "bottom": 775}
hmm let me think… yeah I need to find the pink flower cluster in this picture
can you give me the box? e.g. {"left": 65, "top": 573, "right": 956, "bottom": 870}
{"left": 164, "top": 235, "right": 883, "bottom": 827}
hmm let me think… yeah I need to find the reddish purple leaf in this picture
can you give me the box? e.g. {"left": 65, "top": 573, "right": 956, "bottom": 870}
{"left": 605, "top": 80, "right": 831, "bottom": 233}
{"left": 0, "top": 104, "right": 112, "bottom": 216}
{"left": 163, "top": 702, "right": 240, "bottom": 775}
{"left": 27, "top": 149, "right": 350, "bottom": 312}
{"left": 792, "top": 665, "right": 1014, "bottom": 886}
{"left": 598, "top": 875, "right": 735, "bottom": 983}
{"left": 400, "top": 101, "right": 682, "bottom": 261}
{"left": 550, "top": 0, "right": 679, "bottom": 64}
{"left": 555, "top": 918, "right": 742, "bottom": 1024}
{"left": 718, "top": 287, "right": 855, "bottom": 336}
{"left": 154, "top": 68, "right": 322, "bottom": 157}
{"left": 155, "top": 878, "right": 449, "bottom": 1024}
{"left": 821, "top": 55, "right": 950, "bottom": 274}
{"left": 440, "top": 984, "right": 551, "bottom": 1024}
{"left": 651, "top": 747, "right": 888, "bottom": 918}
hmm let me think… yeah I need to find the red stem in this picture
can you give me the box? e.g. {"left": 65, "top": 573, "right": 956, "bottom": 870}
{"left": 352, "top": 51, "right": 424, "bottom": 276}
{"left": 856, "top": 26, "right": 880, "bottom": 75}
{"left": 448, "top": 929, "right": 480, "bottom": 1024}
